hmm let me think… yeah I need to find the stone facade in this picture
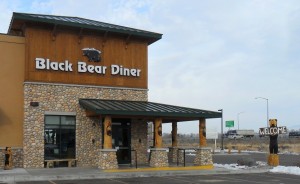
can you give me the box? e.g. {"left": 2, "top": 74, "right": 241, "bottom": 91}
{"left": 131, "top": 119, "right": 148, "bottom": 165}
{"left": 168, "top": 147, "right": 178, "bottom": 163}
{"left": 99, "top": 149, "right": 118, "bottom": 169}
{"left": 23, "top": 83, "right": 147, "bottom": 168}
{"left": 149, "top": 148, "right": 169, "bottom": 167}
{"left": 194, "top": 147, "right": 213, "bottom": 166}
{"left": 0, "top": 147, "right": 23, "bottom": 168}
{"left": 177, "top": 149, "right": 185, "bottom": 164}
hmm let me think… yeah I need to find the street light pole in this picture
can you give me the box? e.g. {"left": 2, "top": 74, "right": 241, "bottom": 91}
{"left": 255, "top": 97, "right": 269, "bottom": 127}
{"left": 218, "top": 109, "right": 223, "bottom": 151}
{"left": 237, "top": 111, "right": 245, "bottom": 130}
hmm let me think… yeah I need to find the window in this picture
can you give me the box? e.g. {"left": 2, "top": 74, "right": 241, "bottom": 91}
{"left": 44, "top": 115, "right": 76, "bottom": 160}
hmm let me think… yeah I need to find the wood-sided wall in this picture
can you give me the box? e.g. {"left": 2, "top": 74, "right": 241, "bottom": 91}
{"left": 0, "top": 34, "right": 25, "bottom": 147}
{"left": 25, "top": 26, "right": 148, "bottom": 88}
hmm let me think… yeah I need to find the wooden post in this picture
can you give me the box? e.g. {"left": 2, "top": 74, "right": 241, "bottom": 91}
{"left": 103, "top": 116, "right": 112, "bottom": 149}
{"left": 172, "top": 122, "right": 178, "bottom": 147}
{"left": 154, "top": 118, "right": 163, "bottom": 148}
{"left": 199, "top": 118, "right": 207, "bottom": 147}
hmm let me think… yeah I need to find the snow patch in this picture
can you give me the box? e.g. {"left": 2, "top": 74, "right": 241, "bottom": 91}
{"left": 270, "top": 166, "right": 300, "bottom": 175}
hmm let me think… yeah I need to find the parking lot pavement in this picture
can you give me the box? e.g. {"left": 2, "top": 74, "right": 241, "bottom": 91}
{"left": 16, "top": 173, "right": 300, "bottom": 184}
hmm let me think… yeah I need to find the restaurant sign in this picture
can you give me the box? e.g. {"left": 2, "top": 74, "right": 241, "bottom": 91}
{"left": 35, "top": 48, "right": 141, "bottom": 77}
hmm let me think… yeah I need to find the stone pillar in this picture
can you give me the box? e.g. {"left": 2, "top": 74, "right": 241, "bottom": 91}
{"left": 99, "top": 116, "right": 118, "bottom": 169}
{"left": 194, "top": 147, "right": 213, "bottom": 166}
{"left": 177, "top": 149, "right": 185, "bottom": 164}
{"left": 99, "top": 149, "right": 118, "bottom": 169}
{"left": 168, "top": 122, "right": 178, "bottom": 163}
{"left": 199, "top": 118, "right": 207, "bottom": 147}
{"left": 150, "top": 118, "right": 169, "bottom": 167}
{"left": 149, "top": 148, "right": 169, "bottom": 167}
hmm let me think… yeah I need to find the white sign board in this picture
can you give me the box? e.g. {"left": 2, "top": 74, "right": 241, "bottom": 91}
{"left": 206, "top": 131, "right": 218, "bottom": 139}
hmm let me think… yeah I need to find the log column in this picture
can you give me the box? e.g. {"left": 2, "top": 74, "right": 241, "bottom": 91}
{"left": 154, "top": 118, "right": 163, "bottom": 148}
{"left": 99, "top": 116, "right": 118, "bottom": 169}
{"left": 103, "top": 116, "right": 112, "bottom": 149}
{"left": 168, "top": 122, "right": 178, "bottom": 163}
{"left": 199, "top": 118, "right": 207, "bottom": 147}
{"left": 150, "top": 118, "right": 168, "bottom": 167}
{"left": 172, "top": 122, "right": 178, "bottom": 147}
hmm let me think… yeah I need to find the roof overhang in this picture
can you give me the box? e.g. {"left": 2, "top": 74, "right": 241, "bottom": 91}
{"left": 8, "top": 12, "right": 162, "bottom": 45}
{"left": 79, "top": 99, "right": 221, "bottom": 123}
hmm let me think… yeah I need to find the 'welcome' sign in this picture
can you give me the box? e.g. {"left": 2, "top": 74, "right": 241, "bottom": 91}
{"left": 259, "top": 126, "right": 287, "bottom": 136}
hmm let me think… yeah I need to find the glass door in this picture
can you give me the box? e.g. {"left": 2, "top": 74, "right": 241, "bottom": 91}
{"left": 112, "top": 120, "right": 131, "bottom": 164}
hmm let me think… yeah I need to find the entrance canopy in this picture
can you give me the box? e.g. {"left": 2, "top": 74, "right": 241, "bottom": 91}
{"left": 79, "top": 99, "right": 221, "bottom": 122}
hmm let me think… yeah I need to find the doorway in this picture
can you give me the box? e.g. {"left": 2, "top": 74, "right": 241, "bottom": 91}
{"left": 112, "top": 119, "right": 131, "bottom": 164}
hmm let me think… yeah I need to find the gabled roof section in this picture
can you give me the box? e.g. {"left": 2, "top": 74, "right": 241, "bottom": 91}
{"left": 79, "top": 99, "right": 221, "bottom": 122}
{"left": 8, "top": 12, "right": 162, "bottom": 44}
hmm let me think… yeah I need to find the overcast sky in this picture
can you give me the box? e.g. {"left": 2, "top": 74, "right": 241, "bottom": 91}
{"left": 1, "top": 0, "right": 300, "bottom": 134}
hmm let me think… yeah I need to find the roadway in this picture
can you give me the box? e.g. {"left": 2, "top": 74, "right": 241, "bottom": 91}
{"left": 17, "top": 173, "right": 300, "bottom": 184}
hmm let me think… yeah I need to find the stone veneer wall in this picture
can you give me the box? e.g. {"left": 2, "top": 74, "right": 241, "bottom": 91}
{"left": 149, "top": 149, "right": 169, "bottom": 167}
{"left": 168, "top": 147, "right": 178, "bottom": 163}
{"left": 0, "top": 147, "right": 23, "bottom": 168}
{"left": 99, "top": 150, "right": 118, "bottom": 169}
{"left": 193, "top": 148, "right": 213, "bottom": 166}
{"left": 131, "top": 119, "right": 148, "bottom": 165}
{"left": 23, "top": 83, "right": 147, "bottom": 168}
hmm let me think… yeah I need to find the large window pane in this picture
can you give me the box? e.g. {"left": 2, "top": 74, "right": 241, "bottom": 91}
{"left": 61, "top": 116, "right": 76, "bottom": 125}
{"left": 45, "top": 116, "right": 60, "bottom": 125}
{"left": 44, "top": 115, "right": 76, "bottom": 161}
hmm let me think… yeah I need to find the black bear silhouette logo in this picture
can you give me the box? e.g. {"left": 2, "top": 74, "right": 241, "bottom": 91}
{"left": 82, "top": 48, "right": 101, "bottom": 62}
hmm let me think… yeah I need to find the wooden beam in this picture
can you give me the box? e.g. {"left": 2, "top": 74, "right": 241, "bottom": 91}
{"left": 102, "top": 31, "right": 108, "bottom": 47}
{"left": 85, "top": 110, "right": 98, "bottom": 117}
{"left": 21, "top": 23, "right": 26, "bottom": 37}
{"left": 125, "top": 34, "right": 131, "bottom": 49}
{"left": 103, "top": 116, "right": 112, "bottom": 149}
{"left": 78, "top": 28, "right": 83, "bottom": 44}
{"left": 52, "top": 24, "right": 57, "bottom": 41}
{"left": 154, "top": 118, "right": 163, "bottom": 148}
{"left": 199, "top": 118, "right": 207, "bottom": 147}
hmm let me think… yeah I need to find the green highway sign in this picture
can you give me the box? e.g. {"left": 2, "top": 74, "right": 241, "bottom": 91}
{"left": 226, "top": 120, "right": 234, "bottom": 127}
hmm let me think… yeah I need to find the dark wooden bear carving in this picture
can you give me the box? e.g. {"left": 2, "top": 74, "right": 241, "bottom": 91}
{"left": 82, "top": 48, "right": 101, "bottom": 62}
{"left": 269, "top": 119, "right": 278, "bottom": 154}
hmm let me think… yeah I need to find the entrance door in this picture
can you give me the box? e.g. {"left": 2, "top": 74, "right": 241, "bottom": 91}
{"left": 112, "top": 120, "right": 131, "bottom": 164}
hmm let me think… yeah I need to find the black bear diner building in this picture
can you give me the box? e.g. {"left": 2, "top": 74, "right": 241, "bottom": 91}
{"left": 0, "top": 12, "right": 221, "bottom": 169}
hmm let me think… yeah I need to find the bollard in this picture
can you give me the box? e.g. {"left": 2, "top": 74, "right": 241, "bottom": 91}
{"left": 4, "top": 147, "right": 12, "bottom": 170}
{"left": 228, "top": 147, "right": 231, "bottom": 154}
{"left": 238, "top": 147, "right": 241, "bottom": 154}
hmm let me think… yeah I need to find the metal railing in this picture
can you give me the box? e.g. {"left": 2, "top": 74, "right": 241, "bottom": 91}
{"left": 177, "top": 148, "right": 197, "bottom": 167}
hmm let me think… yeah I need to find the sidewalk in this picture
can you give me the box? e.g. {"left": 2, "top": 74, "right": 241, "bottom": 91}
{"left": 0, "top": 165, "right": 271, "bottom": 183}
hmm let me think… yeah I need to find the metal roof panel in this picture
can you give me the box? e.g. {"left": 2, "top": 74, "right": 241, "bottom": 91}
{"left": 79, "top": 99, "right": 221, "bottom": 121}
{"left": 9, "top": 12, "right": 162, "bottom": 44}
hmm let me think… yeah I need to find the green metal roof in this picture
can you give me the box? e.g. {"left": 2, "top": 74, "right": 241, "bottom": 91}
{"left": 79, "top": 99, "right": 221, "bottom": 122}
{"left": 8, "top": 12, "right": 162, "bottom": 44}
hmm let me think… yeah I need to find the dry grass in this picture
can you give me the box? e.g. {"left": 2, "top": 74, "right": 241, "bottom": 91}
{"left": 163, "top": 137, "right": 300, "bottom": 154}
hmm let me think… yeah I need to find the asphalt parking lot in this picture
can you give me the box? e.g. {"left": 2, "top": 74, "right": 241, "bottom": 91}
{"left": 17, "top": 173, "right": 300, "bottom": 184}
